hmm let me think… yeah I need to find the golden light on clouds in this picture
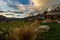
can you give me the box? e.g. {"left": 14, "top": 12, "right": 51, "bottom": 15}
{"left": 32, "top": 0, "right": 55, "bottom": 9}
{"left": 17, "top": 5, "right": 26, "bottom": 12}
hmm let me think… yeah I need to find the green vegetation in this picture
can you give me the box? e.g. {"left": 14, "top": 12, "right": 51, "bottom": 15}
{"left": 37, "top": 22, "right": 60, "bottom": 40}
{"left": 0, "top": 20, "right": 27, "bottom": 40}
{"left": 0, "top": 20, "right": 60, "bottom": 40}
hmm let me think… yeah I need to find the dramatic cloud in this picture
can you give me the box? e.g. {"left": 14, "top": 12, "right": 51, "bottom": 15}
{"left": 0, "top": 0, "right": 23, "bottom": 11}
{"left": 1, "top": 0, "right": 60, "bottom": 11}
{"left": 0, "top": 0, "right": 15, "bottom": 11}
{"left": 32, "top": 0, "right": 60, "bottom": 10}
{"left": 0, "top": 0, "right": 9, "bottom": 10}
{"left": 0, "top": 0, "right": 31, "bottom": 11}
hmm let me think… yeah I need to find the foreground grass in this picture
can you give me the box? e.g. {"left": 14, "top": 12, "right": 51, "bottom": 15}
{"left": 0, "top": 20, "right": 60, "bottom": 40}
{"left": 0, "top": 20, "right": 27, "bottom": 40}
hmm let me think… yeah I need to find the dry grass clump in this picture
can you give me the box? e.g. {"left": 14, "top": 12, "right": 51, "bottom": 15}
{"left": 10, "top": 27, "right": 36, "bottom": 40}
{"left": 10, "top": 20, "right": 40, "bottom": 40}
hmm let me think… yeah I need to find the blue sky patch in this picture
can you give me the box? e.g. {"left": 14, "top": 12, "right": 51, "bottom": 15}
{"left": 17, "top": 0, "right": 29, "bottom": 4}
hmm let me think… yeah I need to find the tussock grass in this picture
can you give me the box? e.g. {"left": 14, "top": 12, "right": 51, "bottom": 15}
{"left": 10, "top": 20, "right": 40, "bottom": 40}
{"left": 10, "top": 27, "right": 36, "bottom": 40}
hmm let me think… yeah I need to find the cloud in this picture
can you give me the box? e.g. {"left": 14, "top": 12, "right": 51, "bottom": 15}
{"left": 0, "top": 0, "right": 19, "bottom": 11}
{"left": 32, "top": 0, "right": 54, "bottom": 8}
{"left": 0, "top": 0, "right": 30, "bottom": 11}
{"left": 0, "top": 0, "right": 9, "bottom": 10}
{"left": 32, "top": 0, "right": 60, "bottom": 10}
{"left": 0, "top": 0, "right": 7, "bottom": 6}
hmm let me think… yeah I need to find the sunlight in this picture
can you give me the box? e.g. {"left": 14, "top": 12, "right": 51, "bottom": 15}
{"left": 32, "top": 0, "right": 54, "bottom": 9}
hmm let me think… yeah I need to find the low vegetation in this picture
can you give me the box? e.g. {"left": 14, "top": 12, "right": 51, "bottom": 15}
{"left": 0, "top": 20, "right": 60, "bottom": 40}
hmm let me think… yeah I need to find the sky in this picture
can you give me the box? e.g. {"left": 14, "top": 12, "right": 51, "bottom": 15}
{"left": 0, "top": 0, "right": 60, "bottom": 11}
{"left": 32, "top": 0, "right": 60, "bottom": 10}
{"left": 17, "top": 0, "right": 29, "bottom": 4}
{"left": 0, "top": 0, "right": 32, "bottom": 11}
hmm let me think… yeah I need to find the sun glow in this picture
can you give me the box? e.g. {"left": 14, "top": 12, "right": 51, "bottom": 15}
{"left": 32, "top": 0, "right": 54, "bottom": 9}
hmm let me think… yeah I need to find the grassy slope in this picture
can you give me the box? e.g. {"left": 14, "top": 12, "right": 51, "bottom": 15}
{"left": 0, "top": 20, "right": 60, "bottom": 40}
{"left": 37, "top": 22, "right": 60, "bottom": 40}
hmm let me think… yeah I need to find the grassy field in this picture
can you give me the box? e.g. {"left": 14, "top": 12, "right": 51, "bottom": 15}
{"left": 0, "top": 20, "right": 60, "bottom": 40}
{"left": 0, "top": 20, "right": 27, "bottom": 40}
{"left": 37, "top": 22, "right": 60, "bottom": 40}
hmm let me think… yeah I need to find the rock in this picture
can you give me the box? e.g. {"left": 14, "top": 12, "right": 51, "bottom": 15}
{"left": 35, "top": 25, "right": 51, "bottom": 32}
{"left": 57, "top": 21, "right": 60, "bottom": 23}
